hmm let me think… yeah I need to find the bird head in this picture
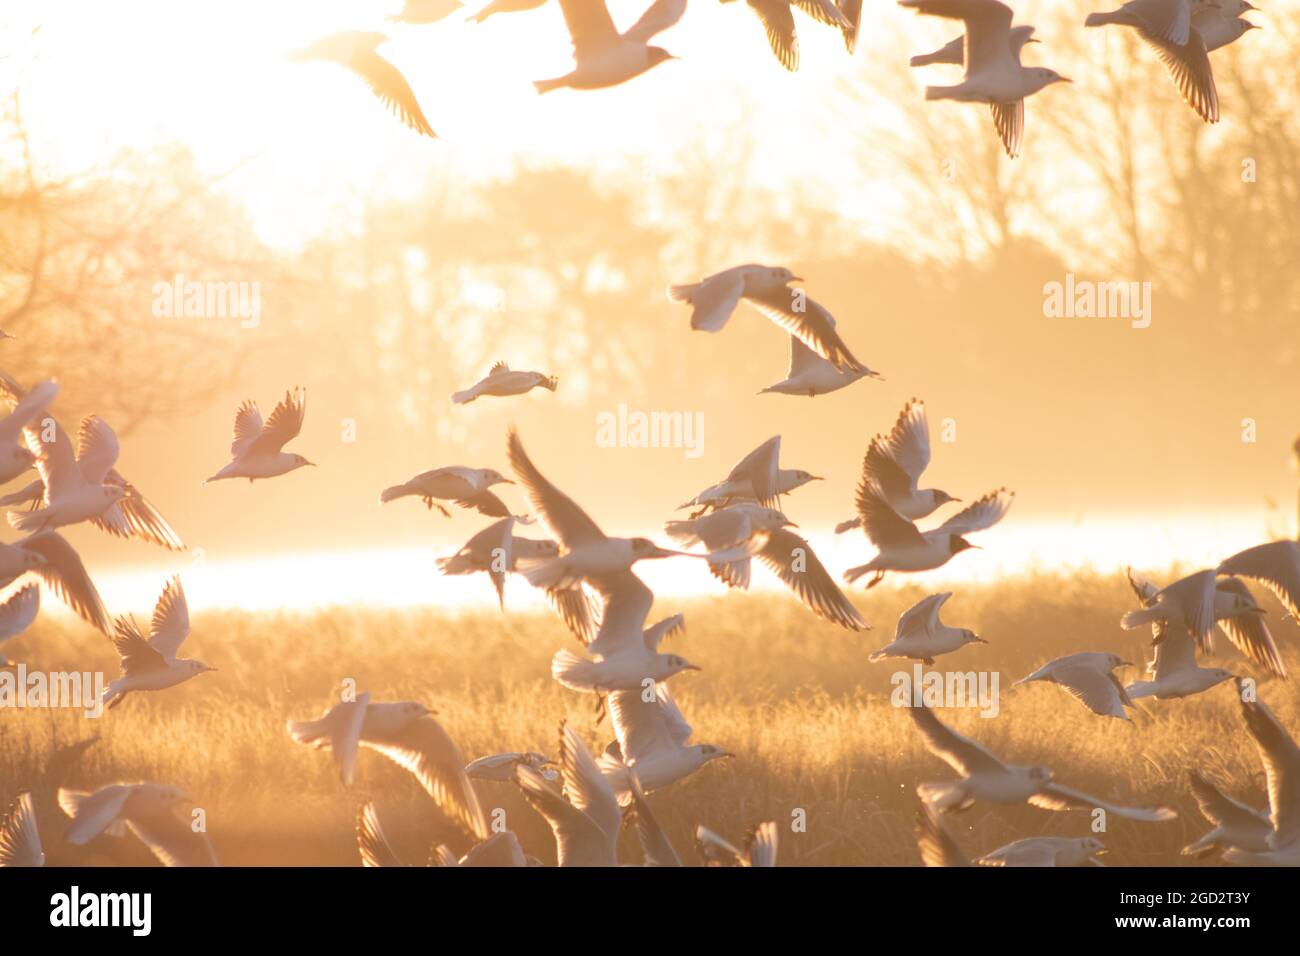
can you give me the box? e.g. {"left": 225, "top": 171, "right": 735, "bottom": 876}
{"left": 949, "top": 535, "right": 979, "bottom": 555}
{"left": 185, "top": 659, "right": 217, "bottom": 676}
{"left": 292, "top": 454, "right": 316, "bottom": 469}
{"left": 791, "top": 469, "right": 822, "bottom": 488}
{"left": 933, "top": 489, "right": 960, "bottom": 506}
{"left": 631, "top": 537, "right": 685, "bottom": 560}
{"left": 961, "top": 629, "right": 987, "bottom": 647}
{"left": 694, "top": 743, "right": 734, "bottom": 765}
{"left": 1025, "top": 68, "right": 1072, "bottom": 93}
{"left": 646, "top": 47, "right": 679, "bottom": 69}
{"left": 482, "top": 469, "right": 513, "bottom": 487}
{"left": 770, "top": 266, "right": 802, "bottom": 286}
{"left": 663, "top": 653, "right": 702, "bottom": 677}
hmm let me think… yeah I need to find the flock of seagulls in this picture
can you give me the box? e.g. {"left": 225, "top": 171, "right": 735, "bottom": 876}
{"left": 285, "top": 0, "right": 1261, "bottom": 157}
{"left": 0, "top": 1, "right": 1290, "bottom": 869}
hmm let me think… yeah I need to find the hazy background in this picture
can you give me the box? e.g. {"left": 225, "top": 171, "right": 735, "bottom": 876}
{"left": 1, "top": 0, "right": 1297, "bottom": 611}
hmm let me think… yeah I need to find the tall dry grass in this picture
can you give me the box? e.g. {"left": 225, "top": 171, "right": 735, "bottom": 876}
{"left": 2, "top": 569, "right": 1297, "bottom": 866}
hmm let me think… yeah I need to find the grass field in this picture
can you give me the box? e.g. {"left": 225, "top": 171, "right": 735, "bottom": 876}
{"left": 2, "top": 569, "right": 1297, "bottom": 866}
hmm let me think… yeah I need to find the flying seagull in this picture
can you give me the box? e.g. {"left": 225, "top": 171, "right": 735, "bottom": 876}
{"left": 470, "top": 0, "right": 549, "bottom": 23}
{"left": 696, "top": 820, "right": 779, "bottom": 866}
{"left": 389, "top": 0, "right": 464, "bottom": 23}
{"left": 204, "top": 388, "right": 314, "bottom": 484}
{"left": 760, "top": 323, "right": 880, "bottom": 397}
{"left": 1014, "top": 652, "right": 1135, "bottom": 720}
{"left": 910, "top": 23, "right": 1037, "bottom": 66}
{"left": 380, "top": 466, "right": 520, "bottom": 518}
{"left": 669, "top": 265, "right": 871, "bottom": 373}
{"left": 1225, "top": 685, "right": 1300, "bottom": 865}
{"left": 902, "top": 0, "right": 1070, "bottom": 157}
{"left": 0, "top": 792, "right": 43, "bottom": 867}
{"left": 437, "top": 517, "right": 560, "bottom": 608}
{"left": 909, "top": 704, "right": 1177, "bottom": 820}
{"left": 450, "top": 362, "right": 558, "bottom": 404}
{"left": 102, "top": 577, "right": 215, "bottom": 710}
{"left": 59, "top": 783, "right": 218, "bottom": 866}
{"left": 869, "top": 592, "right": 984, "bottom": 664}
{"left": 677, "top": 435, "right": 821, "bottom": 515}
{"left": 0, "top": 532, "right": 111, "bottom": 635}
{"left": 722, "top": 0, "right": 851, "bottom": 72}
{"left": 0, "top": 373, "right": 56, "bottom": 485}
{"left": 534, "top": 0, "right": 685, "bottom": 93}
{"left": 291, "top": 31, "right": 437, "bottom": 137}
{"left": 1182, "top": 769, "right": 1272, "bottom": 859}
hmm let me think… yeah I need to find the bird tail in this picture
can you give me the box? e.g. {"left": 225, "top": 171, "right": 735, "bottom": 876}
{"left": 522, "top": 557, "right": 575, "bottom": 592}
{"left": 449, "top": 387, "right": 478, "bottom": 405}
{"left": 102, "top": 681, "right": 127, "bottom": 711}
{"left": 533, "top": 77, "right": 566, "bottom": 95}
{"left": 286, "top": 716, "right": 333, "bottom": 748}
{"left": 379, "top": 483, "right": 413, "bottom": 505}
{"left": 550, "top": 649, "right": 598, "bottom": 692}
{"left": 1084, "top": 11, "right": 1122, "bottom": 27}
{"left": 597, "top": 752, "right": 636, "bottom": 807}
{"left": 867, "top": 648, "right": 890, "bottom": 663}
{"left": 1124, "top": 680, "right": 1158, "bottom": 700}
{"left": 924, "top": 84, "right": 961, "bottom": 101}
{"left": 843, "top": 562, "right": 874, "bottom": 584}
{"left": 435, "top": 552, "right": 473, "bottom": 575}
{"left": 834, "top": 517, "right": 861, "bottom": 534}
{"left": 1120, "top": 607, "right": 1161, "bottom": 631}
{"left": 7, "top": 508, "right": 48, "bottom": 534}
{"left": 667, "top": 282, "right": 699, "bottom": 304}
{"left": 1181, "top": 833, "right": 1222, "bottom": 858}
{"left": 916, "top": 781, "right": 967, "bottom": 812}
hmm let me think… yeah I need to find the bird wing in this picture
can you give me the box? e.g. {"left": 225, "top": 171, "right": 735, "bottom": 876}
{"left": 1187, "top": 770, "right": 1271, "bottom": 832}
{"left": 882, "top": 398, "right": 931, "bottom": 484}
{"left": 112, "top": 616, "right": 169, "bottom": 676}
{"left": 745, "top": 820, "right": 779, "bottom": 867}
{"left": 626, "top": 773, "right": 681, "bottom": 866}
{"left": 557, "top": 0, "right": 621, "bottom": 55}
{"left": 755, "top": 527, "right": 867, "bottom": 630}
{"left": 745, "top": 287, "right": 868, "bottom": 373}
{"left": 901, "top": 0, "right": 1015, "bottom": 75}
{"left": 746, "top": 0, "right": 799, "bottom": 71}
{"left": 1215, "top": 582, "right": 1285, "bottom": 678}
{"left": 864, "top": 437, "right": 915, "bottom": 502}
{"left": 726, "top": 436, "right": 781, "bottom": 507}
{"left": 230, "top": 401, "right": 263, "bottom": 459}
{"left": 623, "top": 0, "right": 686, "bottom": 43}
{"left": 1127, "top": 0, "right": 1193, "bottom": 45}
{"left": 0, "top": 377, "right": 57, "bottom": 445}
{"left": 514, "top": 763, "right": 608, "bottom": 865}
{"left": 23, "top": 413, "right": 84, "bottom": 500}
{"left": 785, "top": 333, "right": 826, "bottom": 378}
{"left": 349, "top": 49, "right": 438, "bottom": 138}
{"left": 1049, "top": 665, "right": 1130, "bottom": 718}
{"left": 608, "top": 685, "right": 681, "bottom": 764}
{"left": 1219, "top": 542, "right": 1300, "bottom": 620}
{"left": 456, "top": 488, "right": 513, "bottom": 518}
{"left": 915, "top": 801, "right": 969, "bottom": 867}
{"left": 897, "top": 592, "right": 951, "bottom": 640}
{"left": 586, "top": 570, "right": 654, "bottom": 658}
{"left": 19, "top": 532, "right": 111, "bottom": 635}
{"left": 1028, "top": 783, "right": 1177, "bottom": 821}
{"left": 976, "top": 839, "right": 1058, "bottom": 867}
{"left": 91, "top": 471, "right": 185, "bottom": 551}
{"left": 908, "top": 704, "right": 1007, "bottom": 776}
{"left": 0, "top": 583, "right": 39, "bottom": 643}
{"left": 1159, "top": 569, "right": 1218, "bottom": 645}
{"left": 507, "top": 427, "right": 605, "bottom": 549}
{"left": 546, "top": 585, "right": 601, "bottom": 644}
{"left": 126, "top": 811, "right": 219, "bottom": 867}
{"left": 1238, "top": 694, "right": 1300, "bottom": 846}
{"left": 1150, "top": 621, "right": 1197, "bottom": 681}
{"left": 247, "top": 388, "right": 306, "bottom": 457}
{"left": 1143, "top": 27, "right": 1218, "bottom": 123}
{"left": 356, "top": 802, "right": 404, "bottom": 867}
{"left": 74, "top": 416, "right": 121, "bottom": 485}
{"left": 989, "top": 99, "right": 1024, "bottom": 158}
{"left": 148, "top": 576, "right": 191, "bottom": 660}
{"left": 557, "top": 721, "right": 621, "bottom": 844}
{"left": 854, "top": 483, "right": 927, "bottom": 549}
{"left": 59, "top": 785, "right": 132, "bottom": 844}
{"left": 361, "top": 715, "right": 490, "bottom": 842}
{"left": 935, "top": 487, "right": 1014, "bottom": 535}
{"left": 0, "top": 792, "right": 43, "bottom": 867}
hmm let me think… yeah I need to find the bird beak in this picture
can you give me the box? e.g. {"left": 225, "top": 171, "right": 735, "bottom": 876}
{"left": 649, "top": 546, "right": 694, "bottom": 559}
{"left": 304, "top": 460, "right": 317, "bottom": 467}
{"left": 1026, "top": 37, "right": 1041, "bottom": 44}
{"left": 809, "top": 475, "right": 825, "bottom": 482}
{"left": 206, "top": 666, "right": 219, "bottom": 673}
{"left": 500, "top": 478, "right": 515, "bottom": 484}
{"left": 786, "top": 521, "right": 799, "bottom": 529}
{"left": 1058, "top": 76, "right": 1074, "bottom": 84}
{"left": 720, "top": 751, "right": 736, "bottom": 759}
{"left": 686, "top": 664, "right": 702, "bottom": 672}
{"left": 789, "top": 276, "right": 804, "bottom": 283}
{"left": 973, "top": 636, "right": 988, "bottom": 644}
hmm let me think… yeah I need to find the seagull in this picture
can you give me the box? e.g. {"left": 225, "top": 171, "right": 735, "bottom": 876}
{"left": 552, "top": 570, "right": 700, "bottom": 693}
{"left": 288, "top": 692, "right": 489, "bottom": 841}
{"left": 1218, "top": 540, "right": 1300, "bottom": 621}
{"left": 437, "top": 517, "right": 560, "bottom": 607}
{"left": 450, "top": 362, "right": 558, "bottom": 404}
{"left": 380, "top": 466, "right": 520, "bottom": 518}
{"left": 515, "top": 721, "right": 622, "bottom": 866}
{"left": 1085, "top": 0, "right": 1219, "bottom": 122}
{"left": 102, "top": 577, "right": 215, "bottom": 710}
{"left": 204, "top": 388, "right": 314, "bottom": 484}
{"left": 836, "top": 399, "right": 960, "bottom": 532}
{"left": 869, "top": 592, "right": 983, "bottom": 664}
{"left": 59, "top": 783, "right": 218, "bottom": 866}
{"left": 0, "top": 532, "right": 111, "bottom": 634}
{"left": 1225, "top": 685, "right": 1300, "bottom": 864}
{"left": 389, "top": 0, "right": 464, "bottom": 23}
{"left": 1014, "top": 652, "right": 1135, "bottom": 720}
{"left": 910, "top": 23, "right": 1037, "bottom": 65}
{"left": 290, "top": 31, "right": 437, "bottom": 137}
{"left": 0, "top": 584, "right": 39, "bottom": 665}
{"left": 465, "top": 750, "right": 558, "bottom": 783}
{"left": 667, "top": 503, "right": 868, "bottom": 630}
{"left": 469, "top": 0, "right": 548, "bottom": 22}
{"left": 1125, "top": 618, "right": 1236, "bottom": 700}
{"left": 669, "top": 266, "right": 871, "bottom": 373}
{"left": 759, "top": 324, "right": 880, "bottom": 396}
{"left": 0, "top": 398, "right": 185, "bottom": 549}
{"left": 1182, "top": 770, "right": 1272, "bottom": 858}
{"left": 0, "top": 792, "right": 43, "bottom": 866}
{"left": 6, "top": 410, "right": 129, "bottom": 536}
{"left": 0, "top": 373, "right": 56, "bottom": 485}
{"left": 909, "top": 704, "right": 1177, "bottom": 820}
{"left": 976, "top": 835, "right": 1107, "bottom": 867}
{"left": 678, "top": 436, "right": 821, "bottom": 515}
{"left": 695, "top": 820, "right": 779, "bottom": 866}
{"left": 901, "top": 0, "right": 1071, "bottom": 157}
{"left": 506, "top": 427, "right": 699, "bottom": 591}
{"left": 1123, "top": 567, "right": 1272, "bottom": 668}
{"left": 533, "top": 0, "right": 685, "bottom": 93}
{"left": 598, "top": 680, "right": 732, "bottom": 802}
{"left": 722, "top": 0, "right": 851, "bottom": 72}
{"left": 844, "top": 486, "right": 1013, "bottom": 588}
{"left": 358, "top": 803, "right": 531, "bottom": 867}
